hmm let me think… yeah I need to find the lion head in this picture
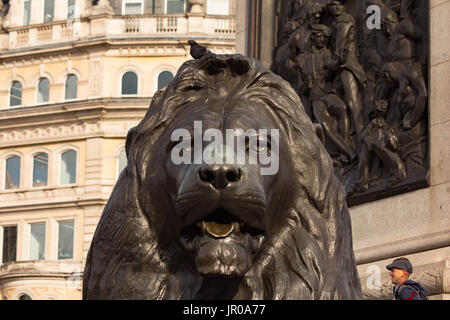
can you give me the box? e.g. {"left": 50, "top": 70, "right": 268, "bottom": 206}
{"left": 83, "top": 44, "right": 363, "bottom": 300}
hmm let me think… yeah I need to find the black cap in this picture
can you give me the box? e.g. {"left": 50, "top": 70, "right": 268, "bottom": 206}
{"left": 386, "top": 259, "right": 413, "bottom": 273}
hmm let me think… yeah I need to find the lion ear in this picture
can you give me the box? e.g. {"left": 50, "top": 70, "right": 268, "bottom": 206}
{"left": 313, "top": 123, "right": 325, "bottom": 144}
{"left": 125, "top": 126, "right": 137, "bottom": 159}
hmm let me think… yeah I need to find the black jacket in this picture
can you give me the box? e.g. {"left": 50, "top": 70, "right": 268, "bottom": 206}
{"left": 393, "top": 280, "right": 427, "bottom": 300}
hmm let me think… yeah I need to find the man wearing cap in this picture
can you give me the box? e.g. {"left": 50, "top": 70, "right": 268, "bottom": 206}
{"left": 386, "top": 257, "right": 427, "bottom": 300}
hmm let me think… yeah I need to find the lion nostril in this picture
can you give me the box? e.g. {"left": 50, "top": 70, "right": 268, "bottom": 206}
{"left": 198, "top": 166, "right": 242, "bottom": 189}
{"left": 226, "top": 168, "right": 241, "bottom": 183}
{"left": 199, "top": 168, "right": 215, "bottom": 183}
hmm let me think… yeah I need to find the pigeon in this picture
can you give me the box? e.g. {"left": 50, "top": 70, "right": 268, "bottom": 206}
{"left": 188, "top": 40, "right": 208, "bottom": 59}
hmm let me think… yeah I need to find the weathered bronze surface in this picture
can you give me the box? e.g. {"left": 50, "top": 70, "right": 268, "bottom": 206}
{"left": 272, "top": 0, "right": 429, "bottom": 205}
{"left": 83, "top": 43, "right": 363, "bottom": 300}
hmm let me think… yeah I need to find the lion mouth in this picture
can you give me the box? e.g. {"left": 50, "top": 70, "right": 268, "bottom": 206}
{"left": 180, "top": 208, "right": 265, "bottom": 251}
{"left": 192, "top": 208, "right": 264, "bottom": 239}
{"left": 198, "top": 221, "right": 239, "bottom": 238}
{"left": 180, "top": 208, "right": 265, "bottom": 277}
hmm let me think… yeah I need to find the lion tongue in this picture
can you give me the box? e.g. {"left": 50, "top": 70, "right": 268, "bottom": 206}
{"left": 201, "top": 221, "right": 238, "bottom": 238}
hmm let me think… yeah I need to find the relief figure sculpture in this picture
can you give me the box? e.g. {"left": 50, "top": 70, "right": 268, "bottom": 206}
{"left": 380, "top": 8, "right": 427, "bottom": 130}
{"left": 327, "top": 0, "right": 367, "bottom": 152}
{"left": 296, "top": 24, "right": 356, "bottom": 164}
{"left": 272, "top": 2, "right": 324, "bottom": 100}
{"left": 271, "top": 0, "right": 429, "bottom": 205}
{"left": 350, "top": 100, "right": 406, "bottom": 194}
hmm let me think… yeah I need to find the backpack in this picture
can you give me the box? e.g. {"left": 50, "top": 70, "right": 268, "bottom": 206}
{"left": 398, "top": 283, "right": 428, "bottom": 300}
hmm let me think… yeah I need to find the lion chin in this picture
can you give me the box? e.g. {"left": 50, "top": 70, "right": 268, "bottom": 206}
{"left": 180, "top": 209, "right": 265, "bottom": 277}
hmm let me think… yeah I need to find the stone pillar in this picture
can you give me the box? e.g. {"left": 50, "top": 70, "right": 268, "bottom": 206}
{"left": 444, "top": 259, "right": 450, "bottom": 297}
{"left": 187, "top": 0, "right": 206, "bottom": 34}
{"left": 247, "top": 0, "right": 276, "bottom": 69}
{"left": 92, "top": 0, "right": 114, "bottom": 16}
{"left": 189, "top": 0, "right": 205, "bottom": 14}
{"left": 2, "top": 0, "right": 20, "bottom": 28}
{"left": 30, "top": 0, "right": 44, "bottom": 25}
{"left": 54, "top": 0, "right": 67, "bottom": 21}
{"left": 81, "top": 137, "right": 106, "bottom": 259}
{"left": 89, "top": 56, "right": 104, "bottom": 98}
{"left": 82, "top": 205, "right": 103, "bottom": 260}
{"left": 430, "top": 0, "right": 450, "bottom": 188}
{"left": 235, "top": 0, "right": 250, "bottom": 55}
{"left": 84, "top": 138, "right": 104, "bottom": 194}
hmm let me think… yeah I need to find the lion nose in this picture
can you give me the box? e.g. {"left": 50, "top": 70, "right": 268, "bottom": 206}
{"left": 198, "top": 164, "right": 242, "bottom": 190}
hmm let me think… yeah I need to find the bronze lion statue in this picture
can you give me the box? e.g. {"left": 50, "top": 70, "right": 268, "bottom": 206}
{"left": 83, "top": 43, "right": 363, "bottom": 300}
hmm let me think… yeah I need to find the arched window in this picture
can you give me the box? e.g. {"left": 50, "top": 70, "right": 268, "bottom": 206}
{"left": 5, "top": 156, "right": 21, "bottom": 190}
{"left": 33, "top": 153, "right": 48, "bottom": 187}
{"left": 118, "top": 148, "right": 127, "bottom": 176}
{"left": 60, "top": 150, "right": 77, "bottom": 185}
{"left": 65, "top": 74, "right": 78, "bottom": 100}
{"left": 19, "top": 294, "right": 32, "bottom": 300}
{"left": 37, "top": 78, "right": 50, "bottom": 103}
{"left": 121, "top": 71, "right": 138, "bottom": 95}
{"left": 157, "top": 71, "right": 174, "bottom": 90}
{"left": 10, "top": 81, "right": 23, "bottom": 107}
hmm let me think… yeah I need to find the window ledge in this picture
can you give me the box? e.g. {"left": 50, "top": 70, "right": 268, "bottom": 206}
{"left": 1, "top": 184, "right": 81, "bottom": 194}
{"left": 0, "top": 260, "right": 83, "bottom": 279}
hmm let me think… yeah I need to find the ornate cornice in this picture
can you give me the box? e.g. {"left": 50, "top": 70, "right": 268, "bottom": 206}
{"left": 0, "top": 197, "right": 109, "bottom": 213}
{"left": 0, "top": 261, "right": 84, "bottom": 284}
{"left": 0, "top": 37, "right": 235, "bottom": 61}
{"left": 0, "top": 98, "right": 149, "bottom": 147}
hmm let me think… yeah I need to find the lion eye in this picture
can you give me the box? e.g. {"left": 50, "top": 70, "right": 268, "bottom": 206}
{"left": 247, "top": 136, "right": 271, "bottom": 155}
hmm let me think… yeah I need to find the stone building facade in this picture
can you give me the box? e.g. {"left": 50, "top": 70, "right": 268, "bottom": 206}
{"left": 237, "top": 0, "right": 449, "bottom": 300}
{"left": 0, "top": 0, "right": 236, "bottom": 300}
{"left": 1, "top": 0, "right": 447, "bottom": 301}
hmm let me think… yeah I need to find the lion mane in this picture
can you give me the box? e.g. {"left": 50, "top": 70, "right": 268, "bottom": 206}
{"left": 83, "top": 46, "right": 363, "bottom": 300}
